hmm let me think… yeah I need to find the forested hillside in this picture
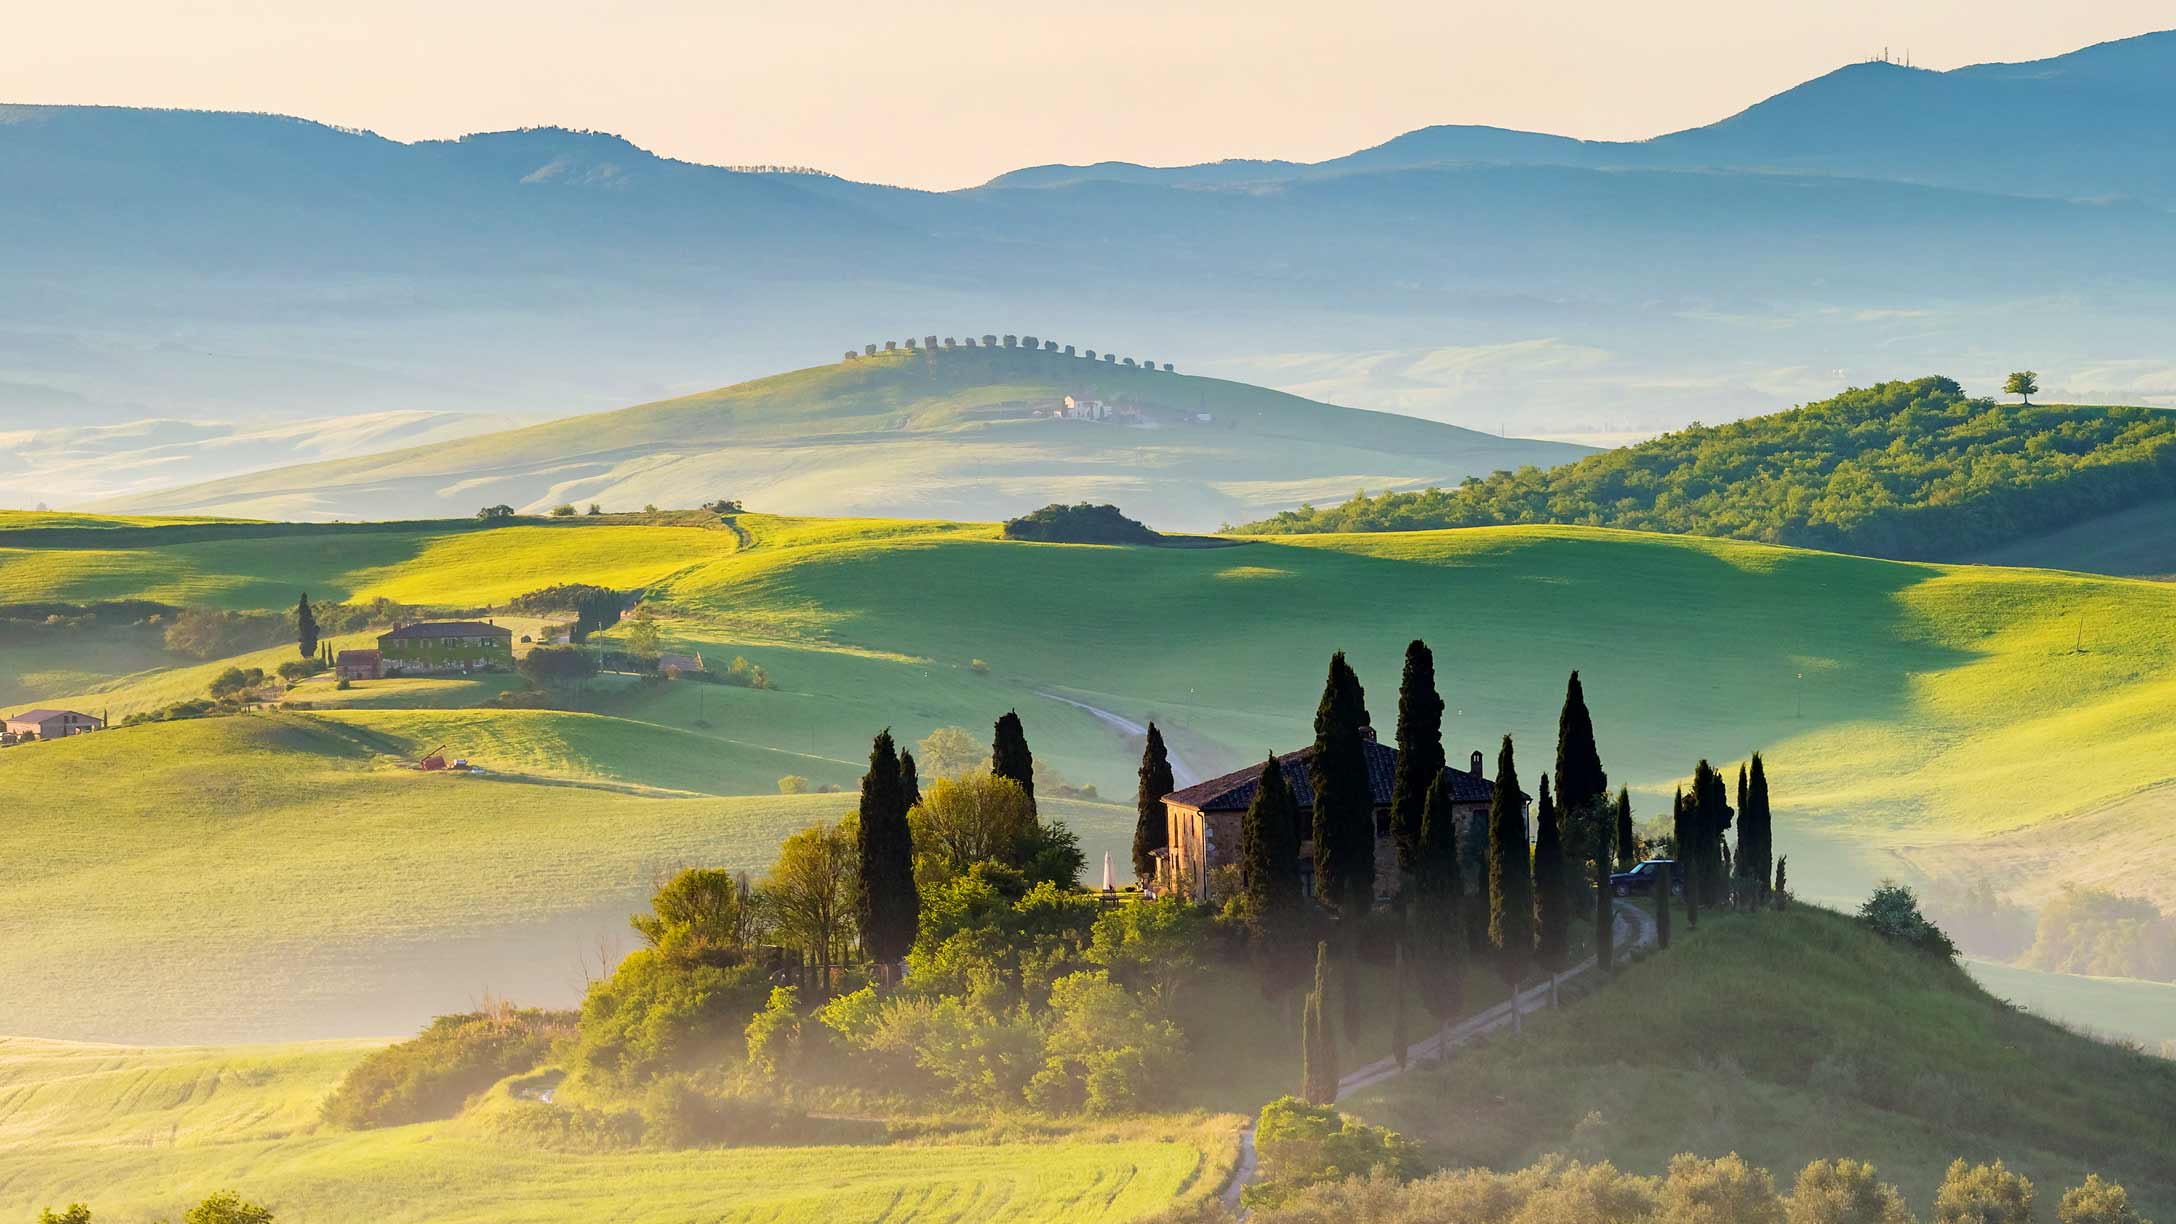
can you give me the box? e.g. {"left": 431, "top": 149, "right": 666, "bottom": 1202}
{"left": 1236, "top": 377, "right": 2176, "bottom": 564}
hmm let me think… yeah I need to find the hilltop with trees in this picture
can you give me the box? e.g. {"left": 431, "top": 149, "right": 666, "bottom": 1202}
{"left": 1236, "top": 376, "right": 2176, "bottom": 571}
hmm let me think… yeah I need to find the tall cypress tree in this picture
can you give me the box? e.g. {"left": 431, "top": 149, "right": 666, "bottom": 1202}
{"left": 295, "top": 593, "right": 319, "bottom": 659}
{"left": 1746, "top": 753, "right": 1773, "bottom": 902}
{"left": 1531, "top": 776, "right": 1569, "bottom": 983}
{"left": 899, "top": 749, "right": 922, "bottom": 812}
{"left": 1486, "top": 735, "right": 1533, "bottom": 1005}
{"left": 1615, "top": 787, "right": 1636, "bottom": 871}
{"left": 1593, "top": 783, "right": 1615, "bottom": 974}
{"left": 1672, "top": 787, "right": 1699, "bottom": 929}
{"left": 991, "top": 710, "right": 1035, "bottom": 815}
{"left": 1692, "top": 760, "right": 1732, "bottom": 909}
{"left": 1412, "top": 770, "right": 1465, "bottom": 1038}
{"left": 1389, "top": 640, "right": 1444, "bottom": 878}
{"left": 1300, "top": 940, "right": 1338, "bottom": 1104}
{"left": 1309, "top": 652, "right": 1375, "bottom": 918}
{"left": 1654, "top": 860, "right": 1673, "bottom": 948}
{"left": 1552, "top": 671, "right": 1608, "bottom": 815}
{"left": 1241, "top": 754, "right": 1303, "bottom": 923}
{"left": 855, "top": 729, "right": 919, "bottom": 966}
{"left": 1133, "top": 723, "right": 1176, "bottom": 881}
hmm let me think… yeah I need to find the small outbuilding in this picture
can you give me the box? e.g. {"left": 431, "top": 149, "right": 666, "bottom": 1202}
{"left": 336, "top": 649, "right": 385, "bottom": 681}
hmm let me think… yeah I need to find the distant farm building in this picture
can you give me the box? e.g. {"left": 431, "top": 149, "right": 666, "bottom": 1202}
{"left": 336, "top": 649, "right": 384, "bottom": 681}
{"left": 1158, "top": 737, "right": 1522, "bottom": 903}
{"left": 658, "top": 652, "right": 706, "bottom": 678}
{"left": 376, "top": 621, "right": 513, "bottom": 675}
{"left": 4, "top": 708, "right": 105, "bottom": 743}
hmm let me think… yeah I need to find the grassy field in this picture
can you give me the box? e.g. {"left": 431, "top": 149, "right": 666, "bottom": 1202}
{"left": 1966, "top": 958, "right": 2176, "bottom": 1050}
{"left": 1970, "top": 496, "right": 2176, "bottom": 579}
{"left": 9, "top": 511, "right": 2176, "bottom": 1041}
{"left": 0, "top": 1037, "right": 1232, "bottom": 1224}
{"left": 91, "top": 349, "right": 1590, "bottom": 528}
{"left": 0, "top": 716, "right": 1134, "bottom": 1043}
{"left": 1350, "top": 906, "right": 2176, "bottom": 1220}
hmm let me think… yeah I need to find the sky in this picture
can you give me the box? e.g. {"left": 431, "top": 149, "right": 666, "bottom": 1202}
{"left": 10, "top": 1, "right": 2172, "bottom": 189}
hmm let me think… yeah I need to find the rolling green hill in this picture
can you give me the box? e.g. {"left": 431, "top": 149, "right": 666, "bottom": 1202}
{"left": 9, "top": 510, "right": 2176, "bottom": 1044}
{"left": 1236, "top": 377, "right": 2176, "bottom": 574}
{"left": 91, "top": 347, "right": 1592, "bottom": 529}
{"left": 1351, "top": 906, "right": 2176, "bottom": 1219}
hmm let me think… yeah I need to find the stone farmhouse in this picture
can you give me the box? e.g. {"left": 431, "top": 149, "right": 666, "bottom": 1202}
{"left": 376, "top": 621, "right": 513, "bottom": 675}
{"left": 3, "top": 708, "right": 105, "bottom": 743}
{"left": 1158, "top": 732, "right": 1525, "bottom": 903}
{"left": 335, "top": 649, "right": 384, "bottom": 681}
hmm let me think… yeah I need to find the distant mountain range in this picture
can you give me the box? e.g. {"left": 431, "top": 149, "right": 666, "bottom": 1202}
{"left": 100, "top": 346, "right": 1590, "bottom": 527}
{"left": 5, "top": 28, "right": 2176, "bottom": 510}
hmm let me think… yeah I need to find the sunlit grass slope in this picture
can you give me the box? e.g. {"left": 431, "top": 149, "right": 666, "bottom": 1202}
{"left": 1350, "top": 907, "right": 2176, "bottom": 1220}
{"left": 0, "top": 1038, "right": 1227, "bottom": 1224}
{"left": 97, "top": 349, "right": 1590, "bottom": 527}
{"left": 0, "top": 716, "right": 1131, "bottom": 1042}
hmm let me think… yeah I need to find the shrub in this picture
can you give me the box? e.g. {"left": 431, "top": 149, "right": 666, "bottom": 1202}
{"left": 324, "top": 1004, "right": 573, "bottom": 1128}
{"left": 182, "top": 1190, "right": 277, "bottom": 1224}
{"left": 777, "top": 775, "right": 811, "bottom": 795}
{"left": 335, "top": 678, "right": 352, "bottom": 690}
{"left": 1933, "top": 1160, "right": 2034, "bottom": 1224}
{"left": 207, "top": 666, "right": 267, "bottom": 701}
{"left": 2058, "top": 1175, "right": 2143, "bottom": 1224}
{"left": 1788, "top": 1160, "right": 1915, "bottom": 1224}
{"left": 723, "top": 655, "right": 774, "bottom": 689}
{"left": 276, "top": 657, "right": 326, "bottom": 682}
{"left": 1242, "top": 1097, "right": 1419, "bottom": 1210}
{"left": 1028, "top": 970, "right": 1184, "bottom": 1114}
{"left": 1659, "top": 1152, "right": 1785, "bottom": 1224}
{"left": 744, "top": 986, "right": 805, "bottom": 1076}
{"left": 1858, "top": 882, "right": 1958, "bottom": 960}
{"left": 550, "top": 503, "right": 577, "bottom": 517}
{"left": 1001, "top": 502, "right": 1163, "bottom": 544}
{"left": 570, "top": 950, "right": 771, "bottom": 1087}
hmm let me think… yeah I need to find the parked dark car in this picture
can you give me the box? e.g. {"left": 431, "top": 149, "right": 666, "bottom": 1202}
{"left": 1609, "top": 858, "right": 1683, "bottom": 897}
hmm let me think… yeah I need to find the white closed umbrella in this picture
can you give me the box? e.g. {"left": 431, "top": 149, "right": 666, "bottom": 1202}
{"left": 1101, "top": 851, "right": 1114, "bottom": 892}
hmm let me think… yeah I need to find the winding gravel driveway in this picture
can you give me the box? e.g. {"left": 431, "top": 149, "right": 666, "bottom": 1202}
{"left": 1220, "top": 899, "right": 1660, "bottom": 1212}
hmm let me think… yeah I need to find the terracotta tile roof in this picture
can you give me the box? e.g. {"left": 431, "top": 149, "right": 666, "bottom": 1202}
{"left": 380, "top": 621, "right": 512, "bottom": 640}
{"left": 5, "top": 708, "right": 91, "bottom": 724}
{"left": 1163, "top": 737, "right": 1503, "bottom": 813}
{"left": 337, "top": 649, "right": 381, "bottom": 661}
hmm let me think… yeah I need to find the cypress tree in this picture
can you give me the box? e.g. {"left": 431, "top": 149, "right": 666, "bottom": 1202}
{"left": 854, "top": 729, "right": 920, "bottom": 967}
{"left": 1531, "top": 776, "right": 1569, "bottom": 990}
{"left": 1654, "top": 861, "right": 1673, "bottom": 948}
{"left": 899, "top": 749, "right": 922, "bottom": 812}
{"left": 1672, "top": 787, "right": 1699, "bottom": 929}
{"left": 1486, "top": 735, "right": 1533, "bottom": 1011}
{"left": 1390, "top": 941, "right": 1410, "bottom": 1070}
{"left": 1241, "top": 753, "right": 1303, "bottom": 922}
{"left": 1594, "top": 785, "right": 1615, "bottom": 974}
{"left": 1133, "top": 723, "right": 1176, "bottom": 881}
{"left": 1300, "top": 941, "right": 1338, "bottom": 1104}
{"left": 1552, "top": 671, "right": 1608, "bottom": 815}
{"left": 1615, "top": 787, "right": 1636, "bottom": 871}
{"left": 1747, "top": 753, "right": 1773, "bottom": 902}
{"left": 1389, "top": 640, "right": 1444, "bottom": 878}
{"left": 1692, "top": 760, "right": 1732, "bottom": 909}
{"left": 1309, "top": 652, "right": 1375, "bottom": 918}
{"left": 991, "top": 710, "right": 1035, "bottom": 815}
{"left": 1412, "top": 770, "right": 1466, "bottom": 1042}
{"left": 295, "top": 593, "right": 319, "bottom": 659}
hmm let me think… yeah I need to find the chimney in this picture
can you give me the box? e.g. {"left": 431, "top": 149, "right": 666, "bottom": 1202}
{"left": 1470, "top": 750, "right": 1484, "bottom": 775}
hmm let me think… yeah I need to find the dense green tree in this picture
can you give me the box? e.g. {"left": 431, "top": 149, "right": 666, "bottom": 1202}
{"left": 1300, "top": 941, "right": 1338, "bottom": 1105}
{"left": 1531, "top": 776, "right": 1570, "bottom": 984}
{"left": 1309, "top": 652, "right": 1375, "bottom": 917}
{"left": 1673, "top": 788, "right": 1699, "bottom": 930}
{"left": 1236, "top": 377, "right": 2176, "bottom": 566}
{"left": 1389, "top": 640, "right": 1444, "bottom": 877}
{"left": 1486, "top": 736, "right": 1533, "bottom": 1009}
{"left": 1133, "top": 723, "right": 1176, "bottom": 881}
{"left": 991, "top": 710, "right": 1036, "bottom": 815}
{"left": 1655, "top": 860, "right": 1673, "bottom": 949}
{"left": 855, "top": 729, "right": 920, "bottom": 965}
{"left": 631, "top": 867, "right": 750, "bottom": 964}
{"left": 2058, "top": 1174, "right": 2144, "bottom": 1224}
{"left": 183, "top": 1191, "right": 277, "bottom": 1224}
{"left": 294, "top": 592, "right": 319, "bottom": 659}
{"left": 1616, "top": 787, "right": 1636, "bottom": 870}
{"left": 762, "top": 820, "right": 858, "bottom": 979}
{"left": 1691, "top": 760, "right": 1734, "bottom": 909}
{"left": 1241, "top": 753, "right": 1304, "bottom": 925}
{"left": 2005, "top": 370, "right": 2039, "bottom": 406}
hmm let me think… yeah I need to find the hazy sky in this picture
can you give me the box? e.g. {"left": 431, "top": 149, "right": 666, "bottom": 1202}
{"left": 12, "top": 2, "right": 2171, "bottom": 189}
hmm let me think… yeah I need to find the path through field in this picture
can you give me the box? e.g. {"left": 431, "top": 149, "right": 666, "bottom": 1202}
{"left": 1036, "top": 690, "right": 1202, "bottom": 786}
{"left": 1221, "top": 900, "right": 1659, "bottom": 1212}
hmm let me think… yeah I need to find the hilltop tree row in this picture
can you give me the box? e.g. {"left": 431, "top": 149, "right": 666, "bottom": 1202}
{"left": 843, "top": 332, "right": 1175, "bottom": 373}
